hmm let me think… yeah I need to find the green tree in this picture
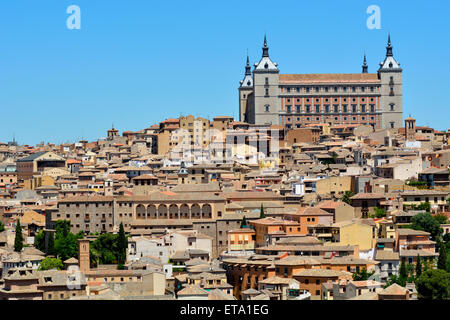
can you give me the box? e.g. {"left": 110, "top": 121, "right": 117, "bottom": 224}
{"left": 384, "top": 274, "right": 405, "bottom": 288}
{"left": 438, "top": 245, "right": 447, "bottom": 271}
{"left": 116, "top": 222, "right": 128, "bottom": 265}
{"left": 416, "top": 269, "right": 450, "bottom": 300}
{"left": 240, "top": 216, "right": 248, "bottom": 228}
{"left": 341, "top": 191, "right": 354, "bottom": 205}
{"left": 47, "top": 231, "right": 55, "bottom": 256}
{"left": 433, "top": 213, "right": 448, "bottom": 225}
{"left": 374, "top": 207, "right": 386, "bottom": 218}
{"left": 259, "top": 204, "right": 265, "bottom": 219}
{"left": 38, "top": 257, "right": 64, "bottom": 271}
{"left": 352, "top": 268, "right": 375, "bottom": 281}
{"left": 14, "top": 220, "right": 23, "bottom": 252}
{"left": 411, "top": 212, "right": 442, "bottom": 240}
{"left": 416, "top": 255, "right": 422, "bottom": 278}
{"left": 91, "top": 233, "right": 119, "bottom": 265}
{"left": 417, "top": 202, "right": 431, "bottom": 212}
{"left": 0, "top": 220, "right": 5, "bottom": 232}
{"left": 53, "top": 220, "right": 83, "bottom": 261}
{"left": 399, "top": 259, "right": 408, "bottom": 284}
{"left": 34, "top": 230, "right": 45, "bottom": 252}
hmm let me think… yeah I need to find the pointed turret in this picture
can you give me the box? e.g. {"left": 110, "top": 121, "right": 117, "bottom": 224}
{"left": 239, "top": 53, "right": 253, "bottom": 88}
{"left": 386, "top": 33, "right": 393, "bottom": 57}
{"left": 245, "top": 54, "right": 251, "bottom": 76}
{"left": 362, "top": 53, "right": 368, "bottom": 73}
{"left": 262, "top": 34, "right": 269, "bottom": 57}
{"left": 379, "top": 34, "right": 401, "bottom": 71}
{"left": 254, "top": 34, "right": 278, "bottom": 71}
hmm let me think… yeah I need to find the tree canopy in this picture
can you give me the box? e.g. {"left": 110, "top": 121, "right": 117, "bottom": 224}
{"left": 14, "top": 220, "right": 23, "bottom": 252}
{"left": 0, "top": 220, "right": 5, "bottom": 232}
{"left": 259, "top": 204, "right": 265, "bottom": 219}
{"left": 416, "top": 269, "right": 450, "bottom": 300}
{"left": 411, "top": 212, "right": 442, "bottom": 240}
{"left": 340, "top": 191, "right": 354, "bottom": 205}
{"left": 352, "top": 268, "right": 375, "bottom": 281}
{"left": 38, "top": 257, "right": 64, "bottom": 271}
{"left": 53, "top": 220, "right": 83, "bottom": 261}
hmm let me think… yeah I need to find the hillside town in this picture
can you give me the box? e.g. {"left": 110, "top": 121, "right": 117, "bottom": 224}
{"left": 0, "top": 34, "right": 449, "bottom": 301}
{"left": 0, "top": 112, "right": 449, "bottom": 300}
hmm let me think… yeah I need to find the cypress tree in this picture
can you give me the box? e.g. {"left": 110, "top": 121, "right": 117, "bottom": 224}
{"left": 240, "top": 216, "right": 248, "bottom": 228}
{"left": 399, "top": 259, "right": 407, "bottom": 285}
{"left": 260, "top": 204, "right": 265, "bottom": 219}
{"left": 117, "top": 222, "right": 127, "bottom": 265}
{"left": 14, "top": 220, "right": 23, "bottom": 252}
{"left": 415, "top": 255, "right": 422, "bottom": 278}
{"left": 47, "top": 232, "right": 55, "bottom": 256}
{"left": 437, "top": 244, "right": 447, "bottom": 270}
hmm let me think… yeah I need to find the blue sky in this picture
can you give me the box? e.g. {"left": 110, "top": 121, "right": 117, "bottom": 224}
{"left": 0, "top": 0, "right": 449, "bottom": 145}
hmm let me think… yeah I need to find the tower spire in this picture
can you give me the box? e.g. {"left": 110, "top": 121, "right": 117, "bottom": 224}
{"left": 362, "top": 52, "right": 368, "bottom": 73}
{"left": 245, "top": 51, "right": 251, "bottom": 75}
{"left": 386, "top": 33, "right": 393, "bottom": 57}
{"left": 262, "top": 34, "right": 269, "bottom": 57}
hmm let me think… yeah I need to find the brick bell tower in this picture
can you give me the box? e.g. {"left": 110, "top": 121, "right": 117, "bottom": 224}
{"left": 78, "top": 239, "right": 90, "bottom": 274}
{"left": 404, "top": 116, "right": 416, "bottom": 142}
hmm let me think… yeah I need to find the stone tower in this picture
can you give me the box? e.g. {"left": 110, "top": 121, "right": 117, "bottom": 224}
{"left": 78, "top": 239, "right": 90, "bottom": 274}
{"left": 239, "top": 54, "right": 254, "bottom": 122}
{"left": 404, "top": 116, "right": 416, "bottom": 141}
{"left": 104, "top": 178, "right": 113, "bottom": 196}
{"left": 378, "top": 34, "right": 403, "bottom": 129}
{"left": 252, "top": 35, "right": 280, "bottom": 125}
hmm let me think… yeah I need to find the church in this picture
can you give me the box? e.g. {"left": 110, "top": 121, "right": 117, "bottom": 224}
{"left": 238, "top": 35, "right": 403, "bottom": 130}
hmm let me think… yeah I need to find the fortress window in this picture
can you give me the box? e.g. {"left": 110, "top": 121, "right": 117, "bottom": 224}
{"left": 306, "top": 87, "right": 310, "bottom": 93}
{"left": 361, "top": 87, "right": 365, "bottom": 92}
{"left": 343, "top": 105, "right": 348, "bottom": 113}
{"left": 370, "top": 87, "right": 374, "bottom": 92}
{"left": 265, "top": 105, "right": 270, "bottom": 112}
{"left": 287, "top": 87, "right": 291, "bottom": 93}
{"left": 352, "top": 87, "right": 356, "bottom": 92}
{"left": 265, "top": 88, "right": 269, "bottom": 96}
{"left": 315, "top": 87, "right": 319, "bottom": 92}
{"left": 296, "top": 87, "right": 300, "bottom": 92}
{"left": 370, "top": 105, "right": 375, "bottom": 112}
{"left": 352, "top": 105, "right": 357, "bottom": 113}
{"left": 265, "top": 77, "right": 269, "bottom": 85}
{"left": 296, "top": 105, "right": 301, "bottom": 113}
{"left": 390, "top": 104, "right": 395, "bottom": 111}
{"left": 361, "top": 105, "right": 366, "bottom": 112}
{"left": 286, "top": 105, "right": 292, "bottom": 113}
{"left": 334, "top": 87, "right": 338, "bottom": 92}
{"left": 325, "top": 105, "right": 329, "bottom": 113}
{"left": 325, "top": 87, "right": 329, "bottom": 92}
{"left": 343, "top": 87, "right": 347, "bottom": 92}
{"left": 334, "top": 105, "right": 339, "bottom": 113}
